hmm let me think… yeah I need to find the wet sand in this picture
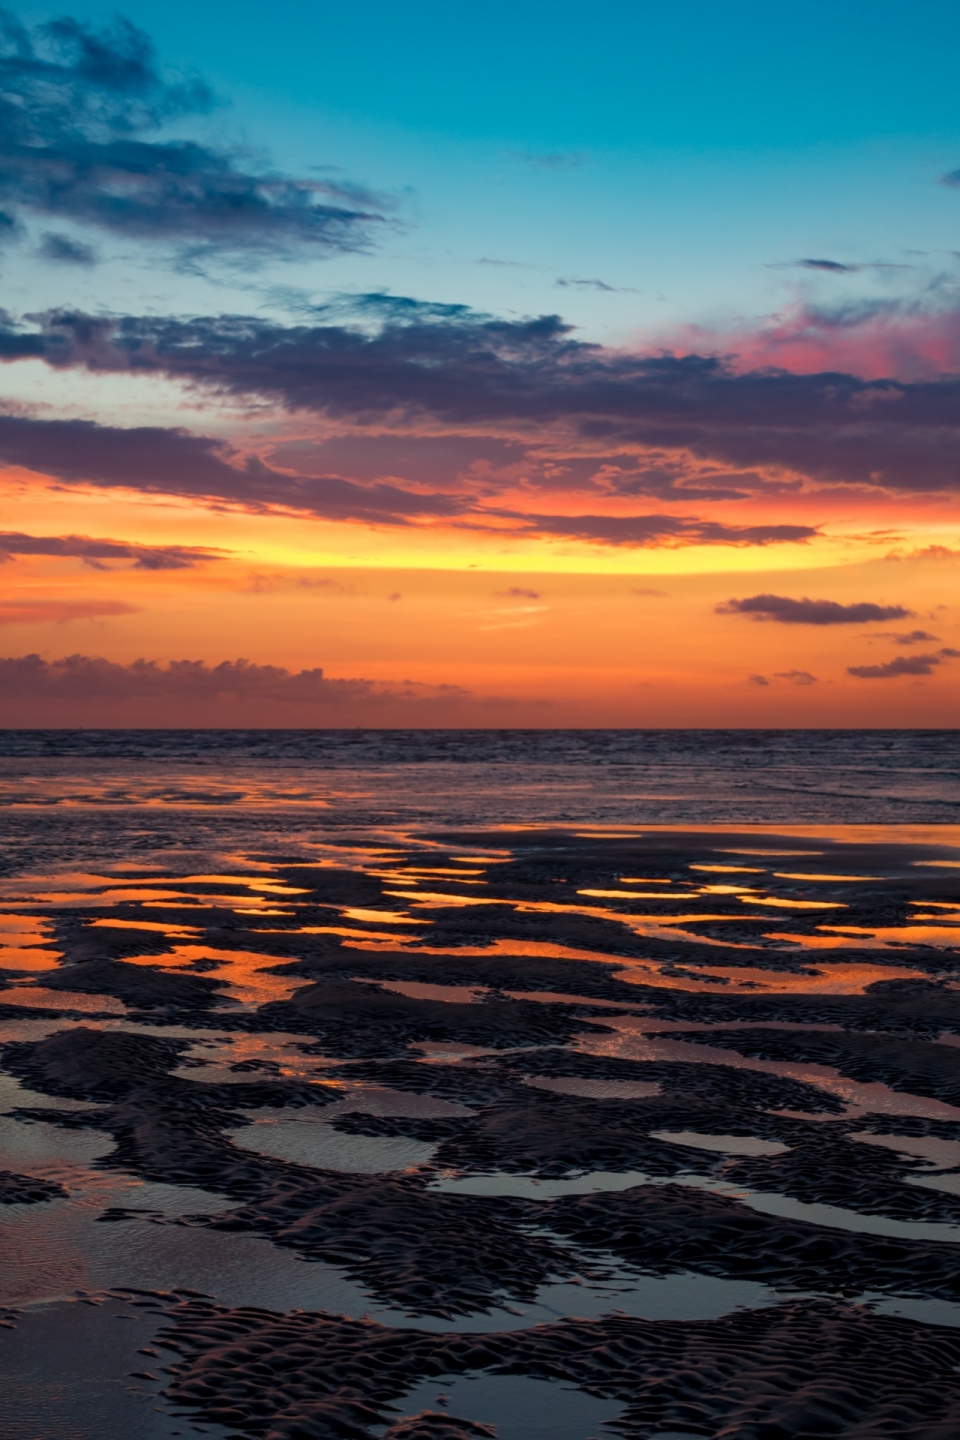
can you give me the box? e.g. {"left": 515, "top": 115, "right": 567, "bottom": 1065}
{"left": 4, "top": 821, "right": 960, "bottom": 1436}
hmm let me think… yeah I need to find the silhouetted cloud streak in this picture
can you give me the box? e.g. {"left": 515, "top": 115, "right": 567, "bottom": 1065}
{"left": 0, "top": 528, "right": 223, "bottom": 569}
{"left": 718, "top": 595, "right": 912, "bottom": 625}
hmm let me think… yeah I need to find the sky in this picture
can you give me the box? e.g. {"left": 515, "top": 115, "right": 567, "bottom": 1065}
{"left": 2, "top": 2, "right": 960, "bottom": 726}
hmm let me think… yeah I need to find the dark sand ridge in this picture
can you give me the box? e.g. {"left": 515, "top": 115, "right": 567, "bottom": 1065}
{"left": 128, "top": 1290, "right": 960, "bottom": 1439}
{"left": 0, "top": 1167, "right": 67, "bottom": 1203}
{"left": 3, "top": 825, "right": 960, "bottom": 1437}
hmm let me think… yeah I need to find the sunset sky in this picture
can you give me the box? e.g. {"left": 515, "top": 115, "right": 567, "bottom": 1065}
{"left": 2, "top": 1, "right": 960, "bottom": 725}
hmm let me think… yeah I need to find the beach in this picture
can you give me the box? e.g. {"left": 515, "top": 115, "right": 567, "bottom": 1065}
{"left": 2, "top": 730, "right": 960, "bottom": 1438}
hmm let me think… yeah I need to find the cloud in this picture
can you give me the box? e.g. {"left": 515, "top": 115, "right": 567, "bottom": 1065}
{"left": 717, "top": 594, "right": 912, "bottom": 625}
{"left": 776, "top": 259, "right": 911, "bottom": 275}
{"left": 632, "top": 587, "right": 667, "bottom": 596}
{"left": 555, "top": 277, "right": 640, "bottom": 294}
{"left": 847, "top": 653, "right": 948, "bottom": 679}
{"left": 0, "top": 652, "right": 374, "bottom": 700}
{"left": 15, "top": 297, "right": 960, "bottom": 500}
{"left": 0, "top": 654, "right": 480, "bottom": 724}
{"left": 0, "top": 528, "right": 224, "bottom": 569}
{"left": 774, "top": 670, "right": 818, "bottom": 685}
{"left": 879, "top": 629, "right": 941, "bottom": 645}
{"left": 511, "top": 515, "right": 815, "bottom": 548}
{"left": 749, "top": 674, "right": 770, "bottom": 686}
{"left": 512, "top": 151, "right": 584, "bottom": 170}
{"left": 496, "top": 586, "right": 541, "bottom": 598}
{"left": 0, "top": 412, "right": 466, "bottom": 524}
{"left": 0, "top": 409, "right": 817, "bottom": 548}
{"left": 795, "top": 259, "right": 860, "bottom": 273}
{"left": 0, "top": 599, "right": 138, "bottom": 624}
{"left": 477, "top": 258, "right": 538, "bottom": 270}
{"left": 38, "top": 232, "right": 96, "bottom": 265}
{"left": 0, "top": 11, "right": 386, "bottom": 259}
{"left": 886, "top": 544, "right": 960, "bottom": 561}
{"left": 665, "top": 295, "right": 960, "bottom": 384}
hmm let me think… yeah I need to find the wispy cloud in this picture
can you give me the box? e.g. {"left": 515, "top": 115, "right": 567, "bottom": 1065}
{"left": 555, "top": 277, "right": 640, "bottom": 293}
{"left": 0, "top": 599, "right": 138, "bottom": 624}
{"left": 512, "top": 151, "right": 584, "bottom": 170}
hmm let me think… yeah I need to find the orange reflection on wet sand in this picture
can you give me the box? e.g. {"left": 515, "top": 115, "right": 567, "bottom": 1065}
{"left": 355, "top": 978, "right": 490, "bottom": 1004}
{"left": 342, "top": 934, "right": 926, "bottom": 996}
{"left": 91, "top": 918, "right": 200, "bottom": 937}
{"left": 774, "top": 873, "right": 882, "bottom": 882}
{"left": 739, "top": 896, "right": 846, "bottom": 910}
{"left": 256, "top": 925, "right": 426, "bottom": 944}
{"left": 577, "top": 1015, "right": 960, "bottom": 1121}
{"left": 0, "top": 986, "right": 127, "bottom": 1013}
{"left": 786, "top": 923, "right": 960, "bottom": 950}
{"left": 120, "top": 945, "right": 313, "bottom": 1006}
{"left": 341, "top": 907, "right": 423, "bottom": 925}
{"left": 0, "top": 915, "right": 60, "bottom": 971}
{"left": 610, "top": 958, "right": 926, "bottom": 996}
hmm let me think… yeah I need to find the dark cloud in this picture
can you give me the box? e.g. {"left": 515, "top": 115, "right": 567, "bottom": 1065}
{"left": 0, "top": 652, "right": 375, "bottom": 701}
{"left": 0, "top": 528, "right": 224, "bottom": 569}
{"left": 632, "top": 587, "right": 667, "bottom": 596}
{"left": 0, "top": 410, "right": 814, "bottom": 546}
{"left": 0, "top": 655, "right": 480, "bottom": 725}
{"left": 496, "top": 586, "right": 541, "bottom": 599}
{"left": 796, "top": 259, "right": 860, "bottom": 273}
{"left": 11, "top": 297, "right": 960, "bottom": 497}
{"left": 749, "top": 674, "right": 770, "bottom": 686}
{"left": 512, "top": 515, "right": 815, "bottom": 548}
{"left": 0, "top": 412, "right": 465, "bottom": 525}
{"left": 38, "top": 231, "right": 96, "bottom": 265}
{"left": 0, "top": 11, "right": 385, "bottom": 258}
{"left": 774, "top": 670, "right": 818, "bottom": 685}
{"left": 717, "top": 595, "right": 912, "bottom": 625}
{"left": 847, "top": 653, "right": 947, "bottom": 678}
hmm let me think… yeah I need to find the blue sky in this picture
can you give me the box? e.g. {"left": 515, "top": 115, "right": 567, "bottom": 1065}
{"left": 10, "top": 0, "right": 960, "bottom": 343}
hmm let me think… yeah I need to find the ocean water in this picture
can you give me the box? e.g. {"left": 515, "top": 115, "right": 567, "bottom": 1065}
{"left": 0, "top": 729, "right": 958, "bottom": 829}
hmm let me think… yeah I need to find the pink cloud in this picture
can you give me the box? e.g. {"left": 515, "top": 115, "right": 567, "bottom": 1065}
{"left": 657, "top": 301, "right": 960, "bottom": 382}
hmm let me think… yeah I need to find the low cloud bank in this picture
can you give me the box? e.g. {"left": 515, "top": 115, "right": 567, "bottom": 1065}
{"left": 0, "top": 656, "right": 472, "bottom": 711}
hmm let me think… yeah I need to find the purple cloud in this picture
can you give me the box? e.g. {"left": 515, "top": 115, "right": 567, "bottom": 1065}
{"left": 0, "top": 528, "right": 224, "bottom": 569}
{"left": 10, "top": 298, "right": 960, "bottom": 498}
{"left": 774, "top": 670, "right": 818, "bottom": 685}
{"left": 847, "top": 652, "right": 952, "bottom": 678}
{"left": 717, "top": 595, "right": 912, "bottom": 625}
